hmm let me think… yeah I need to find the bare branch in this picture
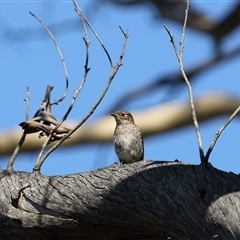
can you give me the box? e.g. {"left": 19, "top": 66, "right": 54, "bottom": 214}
{"left": 7, "top": 87, "right": 31, "bottom": 170}
{"left": 20, "top": 120, "right": 53, "bottom": 135}
{"left": 107, "top": 44, "right": 240, "bottom": 113}
{"left": 164, "top": 0, "right": 205, "bottom": 163}
{"left": 33, "top": 3, "right": 92, "bottom": 172}
{"left": 33, "top": 25, "right": 129, "bottom": 173}
{"left": 29, "top": 12, "right": 69, "bottom": 106}
{"left": 7, "top": 133, "right": 27, "bottom": 171}
{"left": 205, "top": 105, "right": 240, "bottom": 162}
{"left": 179, "top": 2, "right": 189, "bottom": 60}
{"left": 23, "top": 86, "right": 30, "bottom": 121}
{"left": 7, "top": 85, "right": 57, "bottom": 170}
{"left": 33, "top": 85, "right": 54, "bottom": 118}
{"left": 74, "top": 0, "right": 89, "bottom": 42}
{"left": 73, "top": 0, "right": 113, "bottom": 67}
{"left": 19, "top": 119, "right": 71, "bottom": 139}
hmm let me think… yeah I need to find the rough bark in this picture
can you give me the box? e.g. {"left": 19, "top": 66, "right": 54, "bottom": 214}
{"left": 0, "top": 160, "right": 240, "bottom": 240}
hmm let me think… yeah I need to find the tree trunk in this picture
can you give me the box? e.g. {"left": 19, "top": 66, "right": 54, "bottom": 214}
{"left": 0, "top": 160, "right": 239, "bottom": 240}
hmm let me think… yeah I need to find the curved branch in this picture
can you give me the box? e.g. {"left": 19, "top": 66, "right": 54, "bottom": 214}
{"left": 34, "top": 24, "right": 91, "bottom": 172}
{"left": 29, "top": 12, "right": 69, "bottom": 106}
{"left": 73, "top": 0, "right": 113, "bottom": 67}
{"left": 1, "top": 161, "right": 240, "bottom": 239}
{"left": 33, "top": 27, "right": 129, "bottom": 172}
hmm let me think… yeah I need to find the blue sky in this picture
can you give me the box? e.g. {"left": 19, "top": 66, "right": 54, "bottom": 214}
{"left": 0, "top": 1, "right": 240, "bottom": 175}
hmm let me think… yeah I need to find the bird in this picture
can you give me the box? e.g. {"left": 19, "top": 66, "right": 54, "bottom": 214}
{"left": 111, "top": 110, "right": 144, "bottom": 164}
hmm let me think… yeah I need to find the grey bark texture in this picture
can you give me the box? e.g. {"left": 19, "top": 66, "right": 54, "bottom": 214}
{"left": 0, "top": 160, "right": 240, "bottom": 240}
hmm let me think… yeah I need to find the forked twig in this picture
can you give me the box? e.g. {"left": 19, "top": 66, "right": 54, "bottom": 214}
{"left": 7, "top": 85, "right": 56, "bottom": 170}
{"left": 35, "top": 36, "right": 90, "bottom": 168}
{"left": 73, "top": 0, "right": 113, "bottom": 67}
{"left": 205, "top": 106, "right": 240, "bottom": 162}
{"left": 8, "top": 10, "right": 73, "bottom": 170}
{"left": 33, "top": 1, "right": 92, "bottom": 172}
{"left": 32, "top": 1, "right": 129, "bottom": 173}
{"left": 164, "top": 0, "right": 205, "bottom": 163}
{"left": 29, "top": 12, "right": 69, "bottom": 106}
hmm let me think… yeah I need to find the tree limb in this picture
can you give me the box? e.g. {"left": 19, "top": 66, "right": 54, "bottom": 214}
{"left": 0, "top": 161, "right": 240, "bottom": 239}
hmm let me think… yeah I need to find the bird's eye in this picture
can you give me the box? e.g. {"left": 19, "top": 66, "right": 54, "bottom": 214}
{"left": 121, "top": 113, "right": 126, "bottom": 117}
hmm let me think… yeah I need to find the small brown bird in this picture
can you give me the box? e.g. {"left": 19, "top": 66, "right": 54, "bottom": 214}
{"left": 111, "top": 110, "right": 144, "bottom": 164}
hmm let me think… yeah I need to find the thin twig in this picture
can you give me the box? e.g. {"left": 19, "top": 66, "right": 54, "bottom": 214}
{"left": 8, "top": 87, "right": 31, "bottom": 170}
{"left": 39, "top": 85, "right": 53, "bottom": 114}
{"left": 179, "top": 2, "right": 189, "bottom": 60}
{"left": 35, "top": 37, "right": 90, "bottom": 167}
{"left": 73, "top": 0, "right": 113, "bottom": 67}
{"left": 107, "top": 44, "right": 240, "bottom": 113}
{"left": 33, "top": 27, "right": 129, "bottom": 173}
{"left": 33, "top": 1, "right": 129, "bottom": 172}
{"left": 7, "top": 87, "right": 30, "bottom": 170}
{"left": 74, "top": 0, "right": 89, "bottom": 42}
{"left": 205, "top": 105, "right": 240, "bottom": 162}
{"left": 32, "top": 85, "right": 53, "bottom": 119}
{"left": 164, "top": 0, "right": 205, "bottom": 163}
{"left": 33, "top": 3, "right": 91, "bottom": 172}
{"left": 7, "top": 85, "right": 55, "bottom": 170}
{"left": 24, "top": 86, "right": 30, "bottom": 121}
{"left": 34, "top": 3, "right": 91, "bottom": 162}
{"left": 7, "top": 133, "right": 27, "bottom": 171}
{"left": 29, "top": 12, "right": 69, "bottom": 106}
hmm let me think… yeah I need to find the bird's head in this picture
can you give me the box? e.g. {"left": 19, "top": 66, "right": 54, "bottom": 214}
{"left": 111, "top": 110, "right": 135, "bottom": 125}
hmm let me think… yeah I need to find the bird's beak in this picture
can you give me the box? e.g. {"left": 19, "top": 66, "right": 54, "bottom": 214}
{"left": 111, "top": 113, "right": 116, "bottom": 117}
